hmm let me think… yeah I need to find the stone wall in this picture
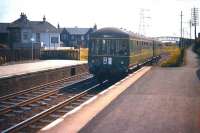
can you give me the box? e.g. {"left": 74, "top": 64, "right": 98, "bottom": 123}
{"left": 0, "top": 64, "right": 88, "bottom": 96}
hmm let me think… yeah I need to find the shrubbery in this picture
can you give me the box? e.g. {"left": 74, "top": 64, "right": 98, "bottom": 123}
{"left": 160, "top": 47, "right": 185, "bottom": 67}
{"left": 193, "top": 41, "right": 200, "bottom": 55}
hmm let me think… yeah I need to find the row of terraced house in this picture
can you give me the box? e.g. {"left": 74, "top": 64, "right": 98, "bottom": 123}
{"left": 0, "top": 13, "right": 97, "bottom": 49}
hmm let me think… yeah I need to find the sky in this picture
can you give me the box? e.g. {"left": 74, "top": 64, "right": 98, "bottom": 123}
{"left": 0, "top": 0, "right": 200, "bottom": 38}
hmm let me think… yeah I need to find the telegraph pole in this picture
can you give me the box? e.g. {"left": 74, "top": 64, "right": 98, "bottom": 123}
{"left": 180, "top": 11, "right": 183, "bottom": 48}
{"left": 191, "top": 7, "right": 199, "bottom": 43}
{"left": 189, "top": 19, "right": 192, "bottom": 44}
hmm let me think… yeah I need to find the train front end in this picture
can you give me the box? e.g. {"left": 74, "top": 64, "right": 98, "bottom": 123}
{"left": 88, "top": 28, "right": 130, "bottom": 80}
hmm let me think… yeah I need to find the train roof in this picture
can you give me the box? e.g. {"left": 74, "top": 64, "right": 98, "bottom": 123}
{"left": 91, "top": 27, "right": 161, "bottom": 43}
{"left": 91, "top": 27, "right": 150, "bottom": 39}
{"left": 91, "top": 27, "right": 130, "bottom": 38}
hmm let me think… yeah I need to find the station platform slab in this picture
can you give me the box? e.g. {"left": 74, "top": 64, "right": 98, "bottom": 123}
{"left": 39, "top": 67, "right": 151, "bottom": 133}
{"left": 0, "top": 60, "right": 87, "bottom": 79}
{"left": 0, "top": 60, "right": 88, "bottom": 96}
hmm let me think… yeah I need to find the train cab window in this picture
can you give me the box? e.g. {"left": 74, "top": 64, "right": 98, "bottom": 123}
{"left": 103, "top": 39, "right": 106, "bottom": 44}
{"left": 110, "top": 40, "right": 115, "bottom": 55}
{"left": 118, "top": 40, "right": 128, "bottom": 55}
{"left": 102, "top": 40, "right": 106, "bottom": 55}
{"left": 91, "top": 40, "right": 95, "bottom": 54}
{"left": 95, "top": 40, "right": 100, "bottom": 55}
{"left": 116, "top": 40, "right": 120, "bottom": 54}
{"left": 106, "top": 40, "right": 112, "bottom": 55}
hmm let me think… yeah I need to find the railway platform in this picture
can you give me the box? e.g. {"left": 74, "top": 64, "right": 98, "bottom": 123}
{"left": 0, "top": 60, "right": 87, "bottom": 78}
{"left": 39, "top": 47, "right": 200, "bottom": 133}
{"left": 0, "top": 60, "right": 88, "bottom": 96}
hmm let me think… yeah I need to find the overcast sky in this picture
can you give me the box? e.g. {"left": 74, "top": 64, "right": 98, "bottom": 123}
{"left": 0, "top": 0, "right": 200, "bottom": 37}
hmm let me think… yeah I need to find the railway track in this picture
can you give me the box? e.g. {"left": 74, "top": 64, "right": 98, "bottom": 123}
{"left": 0, "top": 66, "right": 139, "bottom": 133}
{"left": 1, "top": 77, "right": 113, "bottom": 133}
{"left": 0, "top": 72, "right": 92, "bottom": 114}
{"left": 0, "top": 73, "right": 94, "bottom": 131}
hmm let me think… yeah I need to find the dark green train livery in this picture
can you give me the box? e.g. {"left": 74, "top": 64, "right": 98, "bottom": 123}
{"left": 88, "top": 27, "right": 162, "bottom": 79}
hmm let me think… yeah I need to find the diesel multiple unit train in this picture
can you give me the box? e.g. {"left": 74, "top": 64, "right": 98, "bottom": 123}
{"left": 88, "top": 27, "right": 162, "bottom": 79}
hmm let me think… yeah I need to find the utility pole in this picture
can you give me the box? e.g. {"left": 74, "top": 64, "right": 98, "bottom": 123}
{"left": 180, "top": 11, "right": 183, "bottom": 48}
{"left": 189, "top": 19, "right": 192, "bottom": 44}
{"left": 191, "top": 7, "right": 199, "bottom": 43}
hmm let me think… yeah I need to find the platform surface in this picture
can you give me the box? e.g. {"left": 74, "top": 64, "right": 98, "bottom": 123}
{"left": 0, "top": 60, "right": 87, "bottom": 78}
{"left": 80, "top": 48, "right": 200, "bottom": 133}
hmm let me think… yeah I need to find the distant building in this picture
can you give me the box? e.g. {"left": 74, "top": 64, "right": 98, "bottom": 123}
{"left": 6, "top": 13, "right": 60, "bottom": 49}
{"left": 0, "top": 23, "right": 9, "bottom": 47}
{"left": 59, "top": 24, "right": 97, "bottom": 48}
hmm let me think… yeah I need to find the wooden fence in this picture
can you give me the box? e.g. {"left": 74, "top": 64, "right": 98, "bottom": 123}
{"left": 0, "top": 48, "right": 40, "bottom": 65}
{"left": 0, "top": 48, "right": 88, "bottom": 65}
{"left": 40, "top": 49, "right": 79, "bottom": 60}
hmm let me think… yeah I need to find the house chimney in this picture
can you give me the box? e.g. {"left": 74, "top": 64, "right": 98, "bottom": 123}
{"left": 57, "top": 23, "right": 60, "bottom": 29}
{"left": 94, "top": 24, "right": 97, "bottom": 30}
{"left": 20, "top": 12, "right": 27, "bottom": 19}
{"left": 43, "top": 15, "right": 46, "bottom": 22}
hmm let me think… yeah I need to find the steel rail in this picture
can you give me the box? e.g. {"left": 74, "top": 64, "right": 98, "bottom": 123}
{"left": 2, "top": 80, "right": 108, "bottom": 133}
{"left": 0, "top": 72, "right": 90, "bottom": 100}
{"left": 0, "top": 75, "right": 93, "bottom": 116}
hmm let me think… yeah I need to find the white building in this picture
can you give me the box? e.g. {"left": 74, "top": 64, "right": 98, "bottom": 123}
{"left": 7, "top": 13, "right": 60, "bottom": 49}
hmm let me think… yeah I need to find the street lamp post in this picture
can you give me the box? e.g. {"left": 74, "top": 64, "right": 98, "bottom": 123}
{"left": 31, "top": 37, "right": 35, "bottom": 60}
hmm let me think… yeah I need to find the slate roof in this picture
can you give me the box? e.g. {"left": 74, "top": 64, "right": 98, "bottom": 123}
{"left": 60, "top": 27, "right": 92, "bottom": 35}
{"left": 8, "top": 15, "right": 58, "bottom": 33}
{"left": 30, "top": 21, "right": 58, "bottom": 33}
{"left": 0, "top": 23, "right": 9, "bottom": 33}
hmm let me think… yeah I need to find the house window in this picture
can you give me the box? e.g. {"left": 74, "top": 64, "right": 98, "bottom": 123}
{"left": 81, "top": 35, "right": 84, "bottom": 41}
{"left": 51, "top": 37, "right": 58, "bottom": 43}
{"left": 87, "top": 35, "right": 89, "bottom": 40}
{"left": 23, "top": 32, "right": 28, "bottom": 41}
{"left": 62, "top": 34, "right": 67, "bottom": 40}
{"left": 36, "top": 33, "right": 40, "bottom": 42}
{"left": 71, "top": 35, "right": 74, "bottom": 40}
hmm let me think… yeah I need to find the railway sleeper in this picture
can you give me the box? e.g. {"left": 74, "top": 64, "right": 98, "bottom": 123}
{"left": 39, "top": 119, "right": 52, "bottom": 123}
{"left": 49, "top": 114, "right": 61, "bottom": 118}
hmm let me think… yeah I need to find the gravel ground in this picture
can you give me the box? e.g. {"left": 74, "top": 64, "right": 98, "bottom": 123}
{"left": 80, "top": 47, "right": 200, "bottom": 133}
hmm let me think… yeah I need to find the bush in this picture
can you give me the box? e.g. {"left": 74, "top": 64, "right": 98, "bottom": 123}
{"left": 193, "top": 41, "right": 200, "bottom": 55}
{"left": 160, "top": 47, "right": 184, "bottom": 67}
